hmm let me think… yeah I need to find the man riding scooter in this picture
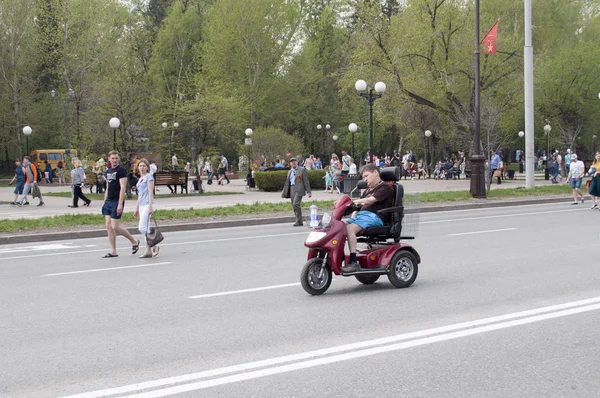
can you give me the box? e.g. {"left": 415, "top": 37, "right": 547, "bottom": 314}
{"left": 341, "top": 164, "right": 393, "bottom": 273}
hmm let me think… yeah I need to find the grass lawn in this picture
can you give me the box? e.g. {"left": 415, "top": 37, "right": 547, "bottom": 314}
{"left": 413, "top": 184, "right": 571, "bottom": 203}
{"left": 43, "top": 191, "right": 240, "bottom": 201}
{"left": 2, "top": 185, "right": 573, "bottom": 233}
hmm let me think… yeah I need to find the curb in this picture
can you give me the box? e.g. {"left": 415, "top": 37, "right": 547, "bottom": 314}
{"left": 1, "top": 196, "right": 573, "bottom": 245}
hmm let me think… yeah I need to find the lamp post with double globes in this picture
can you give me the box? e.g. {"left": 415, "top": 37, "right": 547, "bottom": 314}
{"left": 317, "top": 124, "right": 331, "bottom": 155}
{"left": 355, "top": 80, "right": 386, "bottom": 164}
{"left": 544, "top": 122, "right": 551, "bottom": 180}
{"left": 22, "top": 126, "right": 32, "bottom": 155}
{"left": 348, "top": 123, "right": 358, "bottom": 158}
{"left": 518, "top": 130, "right": 525, "bottom": 173}
{"left": 332, "top": 135, "right": 338, "bottom": 154}
{"left": 109, "top": 117, "right": 120, "bottom": 150}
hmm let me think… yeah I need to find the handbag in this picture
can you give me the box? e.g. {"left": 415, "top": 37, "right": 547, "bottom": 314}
{"left": 493, "top": 170, "right": 501, "bottom": 177}
{"left": 145, "top": 215, "right": 164, "bottom": 247}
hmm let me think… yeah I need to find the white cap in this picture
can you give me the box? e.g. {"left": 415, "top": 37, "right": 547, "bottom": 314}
{"left": 571, "top": 153, "right": 578, "bottom": 159}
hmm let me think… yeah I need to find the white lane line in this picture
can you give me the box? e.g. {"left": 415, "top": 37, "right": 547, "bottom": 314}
{"left": 127, "top": 302, "right": 600, "bottom": 397}
{"left": 420, "top": 207, "right": 581, "bottom": 225}
{"left": 42, "top": 262, "right": 172, "bottom": 277}
{"left": 0, "top": 232, "right": 307, "bottom": 262}
{"left": 0, "top": 243, "right": 92, "bottom": 254}
{"left": 61, "top": 295, "right": 600, "bottom": 398}
{"left": 189, "top": 283, "right": 300, "bottom": 299}
{"left": 448, "top": 228, "right": 517, "bottom": 237}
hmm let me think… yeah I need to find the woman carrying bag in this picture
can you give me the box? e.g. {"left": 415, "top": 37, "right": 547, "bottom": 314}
{"left": 133, "top": 159, "right": 160, "bottom": 258}
{"left": 69, "top": 158, "right": 91, "bottom": 208}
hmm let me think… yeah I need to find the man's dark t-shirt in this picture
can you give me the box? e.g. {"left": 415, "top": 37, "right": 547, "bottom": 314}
{"left": 105, "top": 165, "right": 127, "bottom": 201}
{"left": 361, "top": 182, "right": 394, "bottom": 223}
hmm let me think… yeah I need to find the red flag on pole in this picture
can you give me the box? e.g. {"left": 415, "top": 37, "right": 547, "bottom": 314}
{"left": 480, "top": 21, "right": 499, "bottom": 55}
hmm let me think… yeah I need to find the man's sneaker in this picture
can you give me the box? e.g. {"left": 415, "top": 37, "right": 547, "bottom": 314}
{"left": 24, "top": 202, "right": 30, "bottom": 205}
{"left": 37, "top": 201, "right": 44, "bottom": 207}
{"left": 16, "top": 202, "right": 23, "bottom": 207}
{"left": 9, "top": 202, "right": 15, "bottom": 205}
{"left": 341, "top": 261, "right": 361, "bottom": 273}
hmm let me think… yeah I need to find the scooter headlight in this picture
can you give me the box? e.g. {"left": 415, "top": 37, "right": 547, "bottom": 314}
{"left": 305, "top": 231, "right": 327, "bottom": 244}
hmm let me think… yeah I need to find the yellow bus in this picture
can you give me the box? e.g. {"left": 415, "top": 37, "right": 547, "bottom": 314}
{"left": 29, "top": 149, "right": 78, "bottom": 172}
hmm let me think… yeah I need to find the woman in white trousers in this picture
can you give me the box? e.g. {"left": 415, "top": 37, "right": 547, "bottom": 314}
{"left": 134, "top": 159, "right": 160, "bottom": 258}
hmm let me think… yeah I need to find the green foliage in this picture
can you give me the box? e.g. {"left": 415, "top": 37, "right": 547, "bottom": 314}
{"left": 254, "top": 169, "right": 326, "bottom": 192}
{"left": 308, "top": 170, "right": 326, "bottom": 190}
{"left": 254, "top": 170, "right": 288, "bottom": 192}
{"left": 250, "top": 127, "right": 305, "bottom": 164}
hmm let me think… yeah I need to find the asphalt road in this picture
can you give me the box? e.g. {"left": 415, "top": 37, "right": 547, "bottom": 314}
{"left": 1, "top": 202, "right": 600, "bottom": 397}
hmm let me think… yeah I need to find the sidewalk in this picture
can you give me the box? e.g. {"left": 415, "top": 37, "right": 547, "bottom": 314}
{"left": 0, "top": 173, "right": 563, "bottom": 221}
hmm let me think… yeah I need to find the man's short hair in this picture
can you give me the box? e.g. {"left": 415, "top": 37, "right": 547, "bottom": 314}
{"left": 108, "top": 150, "right": 119, "bottom": 157}
{"left": 23, "top": 156, "right": 30, "bottom": 161}
{"left": 361, "top": 164, "right": 379, "bottom": 175}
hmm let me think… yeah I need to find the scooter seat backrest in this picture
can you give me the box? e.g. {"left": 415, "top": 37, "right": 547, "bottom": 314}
{"left": 389, "top": 182, "right": 405, "bottom": 238}
{"left": 379, "top": 166, "right": 399, "bottom": 182}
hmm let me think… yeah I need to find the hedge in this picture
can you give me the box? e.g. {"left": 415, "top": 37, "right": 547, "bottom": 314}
{"left": 254, "top": 170, "right": 326, "bottom": 192}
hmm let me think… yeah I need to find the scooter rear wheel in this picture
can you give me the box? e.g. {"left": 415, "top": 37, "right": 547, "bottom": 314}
{"left": 387, "top": 250, "right": 418, "bottom": 288}
{"left": 301, "top": 258, "right": 332, "bottom": 295}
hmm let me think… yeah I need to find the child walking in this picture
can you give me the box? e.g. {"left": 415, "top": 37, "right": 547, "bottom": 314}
{"left": 323, "top": 165, "right": 333, "bottom": 193}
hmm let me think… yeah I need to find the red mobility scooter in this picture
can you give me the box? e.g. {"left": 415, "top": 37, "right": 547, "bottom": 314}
{"left": 301, "top": 167, "right": 420, "bottom": 295}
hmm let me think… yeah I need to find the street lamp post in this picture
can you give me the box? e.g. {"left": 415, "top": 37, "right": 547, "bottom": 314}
{"left": 470, "top": 0, "right": 487, "bottom": 198}
{"left": 162, "top": 121, "right": 179, "bottom": 156}
{"left": 355, "top": 80, "right": 386, "bottom": 164}
{"left": 593, "top": 135, "right": 597, "bottom": 154}
{"left": 51, "top": 88, "right": 75, "bottom": 165}
{"left": 332, "top": 135, "right": 338, "bottom": 154}
{"left": 544, "top": 122, "right": 551, "bottom": 180}
{"left": 245, "top": 128, "right": 253, "bottom": 170}
{"left": 348, "top": 123, "right": 358, "bottom": 159}
{"left": 22, "top": 126, "right": 32, "bottom": 155}
{"left": 425, "top": 130, "right": 432, "bottom": 177}
{"left": 518, "top": 130, "right": 525, "bottom": 173}
{"left": 109, "top": 117, "right": 120, "bottom": 150}
{"left": 317, "top": 123, "right": 331, "bottom": 156}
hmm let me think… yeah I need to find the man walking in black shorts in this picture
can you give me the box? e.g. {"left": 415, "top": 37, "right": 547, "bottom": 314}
{"left": 101, "top": 150, "right": 139, "bottom": 258}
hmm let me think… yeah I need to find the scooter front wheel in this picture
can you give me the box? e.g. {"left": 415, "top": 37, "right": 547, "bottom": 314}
{"left": 301, "top": 258, "right": 332, "bottom": 295}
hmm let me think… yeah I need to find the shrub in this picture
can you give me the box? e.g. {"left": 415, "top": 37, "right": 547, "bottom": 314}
{"left": 307, "top": 170, "right": 326, "bottom": 189}
{"left": 254, "top": 170, "right": 326, "bottom": 192}
{"left": 254, "top": 170, "right": 288, "bottom": 192}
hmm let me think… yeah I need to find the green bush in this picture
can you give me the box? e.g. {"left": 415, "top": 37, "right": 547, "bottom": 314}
{"left": 308, "top": 170, "right": 326, "bottom": 189}
{"left": 254, "top": 170, "right": 288, "bottom": 192}
{"left": 254, "top": 170, "right": 326, "bottom": 192}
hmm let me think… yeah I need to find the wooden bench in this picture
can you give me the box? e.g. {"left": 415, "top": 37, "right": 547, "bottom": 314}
{"left": 154, "top": 171, "right": 189, "bottom": 194}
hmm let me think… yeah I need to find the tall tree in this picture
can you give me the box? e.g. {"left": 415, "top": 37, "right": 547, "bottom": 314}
{"left": 0, "top": 0, "right": 37, "bottom": 160}
{"left": 202, "top": 0, "right": 307, "bottom": 128}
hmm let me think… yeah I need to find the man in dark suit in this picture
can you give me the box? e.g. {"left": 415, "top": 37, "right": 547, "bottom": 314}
{"left": 281, "top": 157, "right": 312, "bottom": 226}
